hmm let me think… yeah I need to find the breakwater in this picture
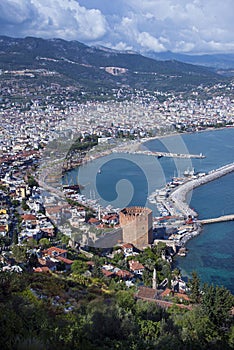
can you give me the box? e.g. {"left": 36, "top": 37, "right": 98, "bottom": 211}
{"left": 199, "top": 214, "right": 234, "bottom": 224}
{"left": 170, "top": 162, "right": 234, "bottom": 217}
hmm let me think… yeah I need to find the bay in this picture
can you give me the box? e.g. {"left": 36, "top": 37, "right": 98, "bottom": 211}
{"left": 69, "top": 127, "right": 234, "bottom": 292}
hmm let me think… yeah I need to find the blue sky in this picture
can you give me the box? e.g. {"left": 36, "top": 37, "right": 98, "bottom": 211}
{"left": 0, "top": 0, "right": 233, "bottom": 54}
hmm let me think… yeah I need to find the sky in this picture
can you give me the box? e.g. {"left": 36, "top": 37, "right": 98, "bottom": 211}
{"left": 0, "top": 0, "right": 234, "bottom": 55}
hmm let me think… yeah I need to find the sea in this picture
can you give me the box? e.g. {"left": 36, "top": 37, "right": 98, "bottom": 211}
{"left": 68, "top": 128, "right": 234, "bottom": 293}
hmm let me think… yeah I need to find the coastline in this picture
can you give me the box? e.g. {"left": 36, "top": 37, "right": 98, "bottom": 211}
{"left": 83, "top": 125, "right": 234, "bottom": 166}
{"left": 63, "top": 125, "right": 234, "bottom": 174}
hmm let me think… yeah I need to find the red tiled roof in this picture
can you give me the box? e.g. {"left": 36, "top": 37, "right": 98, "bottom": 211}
{"left": 22, "top": 214, "right": 37, "bottom": 221}
{"left": 88, "top": 217, "right": 100, "bottom": 223}
{"left": 56, "top": 256, "right": 74, "bottom": 265}
{"left": 44, "top": 246, "right": 67, "bottom": 255}
{"left": 129, "top": 260, "right": 144, "bottom": 271}
{"left": 34, "top": 266, "right": 50, "bottom": 273}
{"left": 137, "top": 286, "right": 157, "bottom": 299}
{"left": 102, "top": 269, "right": 115, "bottom": 277}
{"left": 115, "top": 269, "right": 134, "bottom": 279}
{"left": 160, "top": 288, "right": 190, "bottom": 301}
{"left": 122, "top": 243, "right": 134, "bottom": 249}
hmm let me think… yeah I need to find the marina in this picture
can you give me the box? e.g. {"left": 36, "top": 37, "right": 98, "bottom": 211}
{"left": 73, "top": 128, "right": 234, "bottom": 291}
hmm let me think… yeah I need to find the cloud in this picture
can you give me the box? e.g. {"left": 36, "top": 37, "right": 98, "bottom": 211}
{"left": 0, "top": 0, "right": 108, "bottom": 41}
{"left": 136, "top": 32, "right": 166, "bottom": 52}
{"left": 0, "top": 0, "right": 233, "bottom": 54}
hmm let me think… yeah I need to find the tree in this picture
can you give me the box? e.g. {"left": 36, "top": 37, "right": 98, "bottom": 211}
{"left": 21, "top": 199, "right": 30, "bottom": 211}
{"left": 60, "top": 235, "right": 70, "bottom": 245}
{"left": 189, "top": 271, "right": 201, "bottom": 303}
{"left": 174, "top": 306, "right": 218, "bottom": 348}
{"left": 28, "top": 253, "right": 39, "bottom": 268}
{"left": 27, "top": 175, "right": 39, "bottom": 188}
{"left": 12, "top": 231, "right": 18, "bottom": 245}
{"left": 11, "top": 245, "right": 28, "bottom": 263}
{"left": 39, "top": 238, "right": 50, "bottom": 249}
{"left": 139, "top": 319, "right": 160, "bottom": 342}
{"left": 11, "top": 199, "right": 20, "bottom": 207}
{"left": 116, "top": 290, "right": 135, "bottom": 310}
{"left": 201, "top": 284, "right": 233, "bottom": 330}
{"left": 71, "top": 259, "right": 88, "bottom": 274}
{"left": 142, "top": 269, "right": 153, "bottom": 287}
{"left": 25, "top": 238, "right": 38, "bottom": 249}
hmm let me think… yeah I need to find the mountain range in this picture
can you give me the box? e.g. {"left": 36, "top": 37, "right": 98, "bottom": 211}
{"left": 146, "top": 51, "right": 234, "bottom": 70}
{"left": 0, "top": 36, "right": 231, "bottom": 94}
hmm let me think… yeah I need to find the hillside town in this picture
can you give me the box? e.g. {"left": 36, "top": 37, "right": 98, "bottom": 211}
{"left": 0, "top": 78, "right": 234, "bottom": 307}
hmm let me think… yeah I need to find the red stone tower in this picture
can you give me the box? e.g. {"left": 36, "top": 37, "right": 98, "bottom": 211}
{"left": 119, "top": 206, "right": 153, "bottom": 249}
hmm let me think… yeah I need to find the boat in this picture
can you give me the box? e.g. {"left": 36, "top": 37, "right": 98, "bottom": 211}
{"left": 177, "top": 247, "right": 188, "bottom": 257}
{"left": 184, "top": 167, "right": 196, "bottom": 177}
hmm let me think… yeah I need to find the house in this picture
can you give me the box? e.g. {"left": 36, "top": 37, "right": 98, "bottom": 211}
{"left": 21, "top": 214, "right": 38, "bottom": 227}
{"left": 115, "top": 269, "right": 134, "bottom": 280}
{"left": 136, "top": 286, "right": 157, "bottom": 300}
{"left": 128, "top": 260, "right": 145, "bottom": 275}
{"left": 102, "top": 214, "right": 119, "bottom": 226}
{"left": 121, "top": 243, "right": 134, "bottom": 256}
{"left": 38, "top": 257, "right": 57, "bottom": 271}
{"left": 18, "top": 228, "right": 43, "bottom": 243}
{"left": 160, "top": 288, "right": 190, "bottom": 302}
{"left": 43, "top": 246, "right": 68, "bottom": 258}
{"left": 39, "top": 220, "right": 55, "bottom": 237}
{"left": 0, "top": 225, "right": 8, "bottom": 237}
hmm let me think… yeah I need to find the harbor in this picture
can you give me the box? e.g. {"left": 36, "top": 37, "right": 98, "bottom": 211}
{"left": 149, "top": 162, "right": 234, "bottom": 219}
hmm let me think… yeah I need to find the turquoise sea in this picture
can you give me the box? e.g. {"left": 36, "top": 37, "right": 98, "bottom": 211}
{"left": 70, "top": 128, "right": 234, "bottom": 292}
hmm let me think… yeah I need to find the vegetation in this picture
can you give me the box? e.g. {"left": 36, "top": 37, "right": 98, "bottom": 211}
{"left": 27, "top": 175, "right": 39, "bottom": 188}
{"left": 0, "top": 271, "right": 233, "bottom": 349}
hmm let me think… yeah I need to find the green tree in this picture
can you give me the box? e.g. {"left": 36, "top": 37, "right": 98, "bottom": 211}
{"left": 21, "top": 199, "right": 30, "bottom": 211}
{"left": 174, "top": 306, "right": 218, "bottom": 348}
{"left": 189, "top": 271, "right": 201, "bottom": 303}
{"left": 71, "top": 259, "right": 88, "bottom": 274}
{"left": 116, "top": 290, "right": 135, "bottom": 311}
{"left": 27, "top": 175, "right": 39, "bottom": 188}
{"left": 26, "top": 238, "right": 38, "bottom": 249}
{"left": 201, "top": 284, "right": 233, "bottom": 330}
{"left": 11, "top": 245, "right": 28, "bottom": 263}
{"left": 12, "top": 231, "right": 18, "bottom": 245}
{"left": 39, "top": 238, "right": 50, "bottom": 249}
{"left": 138, "top": 319, "right": 160, "bottom": 342}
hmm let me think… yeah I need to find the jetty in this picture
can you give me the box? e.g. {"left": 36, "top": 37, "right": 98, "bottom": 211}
{"left": 120, "top": 150, "right": 205, "bottom": 159}
{"left": 169, "top": 162, "right": 234, "bottom": 217}
{"left": 199, "top": 214, "right": 234, "bottom": 225}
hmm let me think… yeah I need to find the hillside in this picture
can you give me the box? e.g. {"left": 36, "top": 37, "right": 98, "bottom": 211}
{"left": 0, "top": 36, "right": 229, "bottom": 94}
